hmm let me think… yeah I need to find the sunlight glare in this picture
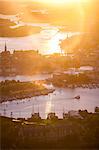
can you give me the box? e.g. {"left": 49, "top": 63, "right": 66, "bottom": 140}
{"left": 36, "top": 0, "right": 83, "bottom": 4}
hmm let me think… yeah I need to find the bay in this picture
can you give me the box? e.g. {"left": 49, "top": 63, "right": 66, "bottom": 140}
{"left": 0, "top": 74, "right": 99, "bottom": 119}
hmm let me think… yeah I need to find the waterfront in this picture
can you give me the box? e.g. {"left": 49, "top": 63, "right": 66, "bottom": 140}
{"left": 0, "top": 74, "right": 52, "bottom": 82}
{"left": 0, "top": 29, "right": 80, "bottom": 54}
{"left": 0, "top": 74, "right": 99, "bottom": 119}
{"left": 0, "top": 4, "right": 81, "bottom": 54}
{"left": 1, "top": 1, "right": 99, "bottom": 149}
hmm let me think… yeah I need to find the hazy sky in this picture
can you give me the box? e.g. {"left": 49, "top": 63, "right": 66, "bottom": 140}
{"left": 0, "top": 0, "right": 90, "bottom": 2}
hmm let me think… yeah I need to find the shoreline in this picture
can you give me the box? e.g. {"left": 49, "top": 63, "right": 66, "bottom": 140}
{"left": 53, "top": 83, "right": 99, "bottom": 89}
{"left": 0, "top": 88, "right": 55, "bottom": 103}
{"left": 0, "top": 80, "right": 55, "bottom": 103}
{"left": 46, "top": 78, "right": 99, "bottom": 89}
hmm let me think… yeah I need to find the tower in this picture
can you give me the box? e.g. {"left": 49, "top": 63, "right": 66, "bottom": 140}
{"left": 4, "top": 42, "right": 7, "bottom": 52}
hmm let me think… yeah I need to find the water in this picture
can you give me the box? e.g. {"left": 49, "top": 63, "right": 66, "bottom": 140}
{"left": 0, "top": 75, "right": 99, "bottom": 119}
{"left": 0, "top": 29, "right": 79, "bottom": 55}
{"left": 0, "top": 74, "right": 52, "bottom": 82}
{"left": 0, "top": 13, "right": 80, "bottom": 54}
{"left": 0, "top": 8, "right": 98, "bottom": 118}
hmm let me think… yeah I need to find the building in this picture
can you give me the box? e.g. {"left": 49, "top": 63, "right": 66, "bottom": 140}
{"left": 0, "top": 43, "right": 17, "bottom": 76}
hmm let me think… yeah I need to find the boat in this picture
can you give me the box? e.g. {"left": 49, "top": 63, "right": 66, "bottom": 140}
{"left": 74, "top": 95, "right": 80, "bottom": 99}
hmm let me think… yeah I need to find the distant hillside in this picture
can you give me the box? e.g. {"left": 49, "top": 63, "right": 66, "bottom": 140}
{"left": 0, "top": 19, "right": 41, "bottom": 37}
{"left": 0, "top": 0, "right": 99, "bottom": 37}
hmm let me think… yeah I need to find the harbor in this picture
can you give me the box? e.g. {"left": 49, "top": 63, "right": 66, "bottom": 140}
{"left": 0, "top": 84, "right": 99, "bottom": 119}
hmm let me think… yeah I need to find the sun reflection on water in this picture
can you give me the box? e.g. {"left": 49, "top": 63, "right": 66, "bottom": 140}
{"left": 45, "top": 94, "right": 54, "bottom": 118}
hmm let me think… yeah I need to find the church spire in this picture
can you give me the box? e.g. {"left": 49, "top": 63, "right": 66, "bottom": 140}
{"left": 5, "top": 42, "right": 7, "bottom": 52}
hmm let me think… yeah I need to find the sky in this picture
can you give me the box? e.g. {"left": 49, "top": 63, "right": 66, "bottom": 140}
{"left": 0, "top": 0, "right": 90, "bottom": 2}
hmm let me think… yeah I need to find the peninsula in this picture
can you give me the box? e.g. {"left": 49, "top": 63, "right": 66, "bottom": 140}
{"left": 0, "top": 80, "right": 55, "bottom": 103}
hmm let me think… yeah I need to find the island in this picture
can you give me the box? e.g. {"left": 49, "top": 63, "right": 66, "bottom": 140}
{"left": 0, "top": 80, "right": 55, "bottom": 103}
{"left": 46, "top": 72, "right": 99, "bottom": 89}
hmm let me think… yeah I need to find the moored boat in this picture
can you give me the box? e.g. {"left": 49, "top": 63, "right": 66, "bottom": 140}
{"left": 74, "top": 95, "right": 80, "bottom": 99}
